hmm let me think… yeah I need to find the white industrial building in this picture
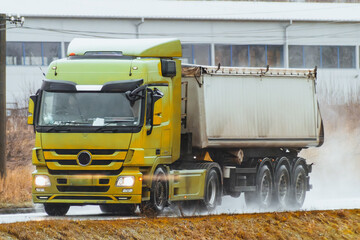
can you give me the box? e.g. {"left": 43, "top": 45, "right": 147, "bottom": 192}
{"left": 3, "top": 0, "right": 360, "bottom": 106}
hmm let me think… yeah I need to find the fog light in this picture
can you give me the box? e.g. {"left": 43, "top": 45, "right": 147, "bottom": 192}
{"left": 116, "top": 176, "right": 135, "bottom": 187}
{"left": 37, "top": 196, "right": 49, "bottom": 200}
{"left": 122, "top": 189, "right": 133, "bottom": 193}
{"left": 34, "top": 175, "right": 51, "bottom": 187}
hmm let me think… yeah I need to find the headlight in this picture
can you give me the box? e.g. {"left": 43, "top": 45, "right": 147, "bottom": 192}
{"left": 116, "top": 176, "right": 135, "bottom": 187}
{"left": 34, "top": 175, "right": 51, "bottom": 187}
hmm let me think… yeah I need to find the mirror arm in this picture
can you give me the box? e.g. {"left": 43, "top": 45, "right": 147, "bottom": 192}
{"left": 147, "top": 90, "right": 154, "bottom": 136}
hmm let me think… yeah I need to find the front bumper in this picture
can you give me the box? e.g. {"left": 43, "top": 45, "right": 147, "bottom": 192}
{"left": 32, "top": 167, "right": 143, "bottom": 205}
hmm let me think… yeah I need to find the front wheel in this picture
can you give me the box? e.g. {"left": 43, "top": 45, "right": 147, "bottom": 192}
{"left": 44, "top": 203, "right": 70, "bottom": 216}
{"left": 141, "top": 166, "right": 168, "bottom": 215}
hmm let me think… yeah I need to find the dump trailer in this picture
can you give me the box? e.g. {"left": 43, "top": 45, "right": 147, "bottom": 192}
{"left": 28, "top": 38, "right": 323, "bottom": 216}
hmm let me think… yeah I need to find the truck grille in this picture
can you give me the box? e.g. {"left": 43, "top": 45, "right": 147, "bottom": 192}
{"left": 50, "top": 149, "right": 122, "bottom": 155}
{"left": 49, "top": 168, "right": 123, "bottom": 176}
{"left": 56, "top": 186, "right": 110, "bottom": 192}
{"left": 50, "top": 160, "right": 121, "bottom": 166}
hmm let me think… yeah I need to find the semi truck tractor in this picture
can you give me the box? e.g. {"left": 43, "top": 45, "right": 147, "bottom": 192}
{"left": 28, "top": 38, "right": 324, "bottom": 216}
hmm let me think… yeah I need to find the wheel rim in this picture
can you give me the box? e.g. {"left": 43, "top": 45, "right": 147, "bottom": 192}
{"left": 295, "top": 173, "right": 305, "bottom": 203}
{"left": 207, "top": 177, "right": 217, "bottom": 207}
{"left": 154, "top": 174, "right": 166, "bottom": 209}
{"left": 260, "top": 172, "right": 271, "bottom": 205}
{"left": 278, "top": 172, "right": 289, "bottom": 205}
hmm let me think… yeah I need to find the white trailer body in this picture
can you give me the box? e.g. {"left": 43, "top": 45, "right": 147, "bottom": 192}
{"left": 181, "top": 66, "right": 323, "bottom": 149}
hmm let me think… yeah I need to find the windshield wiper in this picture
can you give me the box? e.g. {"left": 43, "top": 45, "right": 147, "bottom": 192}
{"left": 46, "top": 126, "right": 71, "bottom": 132}
{"left": 94, "top": 120, "right": 134, "bottom": 132}
{"left": 60, "top": 121, "right": 89, "bottom": 125}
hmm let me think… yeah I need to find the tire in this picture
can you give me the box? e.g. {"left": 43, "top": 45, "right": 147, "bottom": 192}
{"left": 290, "top": 165, "right": 307, "bottom": 209}
{"left": 44, "top": 203, "right": 70, "bottom": 216}
{"left": 142, "top": 166, "right": 168, "bottom": 215}
{"left": 245, "top": 164, "right": 273, "bottom": 209}
{"left": 201, "top": 168, "right": 221, "bottom": 212}
{"left": 99, "top": 204, "right": 136, "bottom": 216}
{"left": 273, "top": 165, "right": 291, "bottom": 209}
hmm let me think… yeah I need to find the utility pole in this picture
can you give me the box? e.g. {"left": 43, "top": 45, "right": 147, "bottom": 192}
{"left": 0, "top": 14, "right": 6, "bottom": 178}
{"left": 0, "top": 14, "right": 24, "bottom": 177}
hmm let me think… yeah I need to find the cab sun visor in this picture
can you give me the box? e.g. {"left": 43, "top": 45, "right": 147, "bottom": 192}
{"left": 41, "top": 79, "right": 144, "bottom": 92}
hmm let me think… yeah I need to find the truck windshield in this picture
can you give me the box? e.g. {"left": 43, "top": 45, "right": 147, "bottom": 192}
{"left": 38, "top": 91, "right": 141, "bottom": 127}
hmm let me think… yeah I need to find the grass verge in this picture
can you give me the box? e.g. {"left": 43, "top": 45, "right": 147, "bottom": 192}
{"left": 0, "top": 209, "right": 359, "bottom": 239}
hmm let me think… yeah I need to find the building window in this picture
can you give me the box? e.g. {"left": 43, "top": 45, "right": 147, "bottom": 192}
{"left": 289, "top": 45, "right": 355, "bottom": 69}
{"left": 64, "top": 42, "right": 70, "bottom": 56}
{"left": 289, "top": 46, "right": 303, "bottom": 68}
{"left": 232, "top": 45, "right": 248, "bottom": 67}
{"left": 267, "top": 45, "right": 283, "bottom": 68}
{"left": 340, "top": 46, "right": 355, "bottom": 68}
{"left": 6, "top": 42, "right": 23, "bottom": 65}
{"left": 193, "top": 44, "right": 211, "bottom": 65}
{"left": 249, "top": 45, "right": 266, "bottom": 67}
{"left": 215, "top": 44, "right": 283, "bottom": 67}
{"left": 43, "top": 42, "right": 61, "bottom": 65}
{"left": 181, "top": 44, "right": 211, "bottom": 65}
{"left": 24, "top": 42, "right": 42, "bottom": 66}
{"left": 304, "top": 46, "right": 320, "bottom": 68}
{"left": 6, "top": 41, "right": 61, "bottom": 66}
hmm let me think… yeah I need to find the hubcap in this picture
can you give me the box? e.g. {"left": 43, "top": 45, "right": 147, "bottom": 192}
{"left": 278, "top": 174, "right": 289, "bottom": 203}
{"left": 260, "top": 173, "right": 271, "bottom": 204}
{"left": 154, "top": 174, "right": 166, "bottom": 209}
{"left": 295, "top": 174, "right": 305, "bottom": 202}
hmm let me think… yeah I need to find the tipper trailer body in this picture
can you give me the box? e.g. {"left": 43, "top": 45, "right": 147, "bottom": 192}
{"left": 28, "top": 38, "right": 323, "bottom": 216}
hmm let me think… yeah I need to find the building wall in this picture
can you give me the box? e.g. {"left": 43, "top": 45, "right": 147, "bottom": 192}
{"left": 6, "top": 17, "right": 360, "bottom": 105}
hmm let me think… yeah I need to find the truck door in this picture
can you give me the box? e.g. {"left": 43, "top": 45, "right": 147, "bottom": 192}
{"left": 145, "top": 86, "right": 170, "bottom": 156}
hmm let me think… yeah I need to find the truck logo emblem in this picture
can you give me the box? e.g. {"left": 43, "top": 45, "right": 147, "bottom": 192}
{"left": 77, "top": 151, "right": 92, "bottom": 166}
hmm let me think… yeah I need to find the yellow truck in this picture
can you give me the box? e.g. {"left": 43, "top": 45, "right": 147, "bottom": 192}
{"left": 28, "top": 38, "right": 323, "bottom": 216}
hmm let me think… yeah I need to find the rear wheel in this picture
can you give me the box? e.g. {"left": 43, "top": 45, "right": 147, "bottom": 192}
{"left": 245, "top": 164, "right": 273, "bottom": 209}
{"left": 273, "top": 165, "right": 291, "bottom": 209}
{"left": 44, "top": 203, "right": 70, "bottom": 216}
{"left": 99, "top": 204, "right": 136, "bottom": 216}
{"left": 290, "top": 165, "right": 307, "bottom": 209}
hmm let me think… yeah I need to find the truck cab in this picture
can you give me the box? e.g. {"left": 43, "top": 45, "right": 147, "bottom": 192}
{"left": 28, "top": 38, "right": 186, "bottom": 215}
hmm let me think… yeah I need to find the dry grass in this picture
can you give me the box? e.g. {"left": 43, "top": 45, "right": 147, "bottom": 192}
{"left": 0, "top": 166, "right": 33, "bottom": 208}
{"left": 0, "top": 209, "right": 359, "bottom": 239}
{"left": 0, "top": 116, "right": 34, "bottom": 208}
{"left": 5, "top": 115, "right": 34, "bottom": 168}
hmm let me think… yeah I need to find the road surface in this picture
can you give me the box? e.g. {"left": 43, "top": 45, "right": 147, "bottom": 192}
{"left": 1, "top": 193, "right": 359, "bottom": 224}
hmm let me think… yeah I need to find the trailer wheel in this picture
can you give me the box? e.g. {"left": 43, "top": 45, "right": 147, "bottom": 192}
{"left": 142, "top": 166, "right": 168, "bottom": 215}
{"left": 245, "top": 164, "right": 273, "bottom": 209}
{"left": 273, "top": 165, "right": 291, "bottom": 209}
{"left": 99, "top": 204, "right": 136, "bottom": 216}
{"left": 44, "top": 203, "right": 70, "bottom": 216}
{"left": 201, "top": 168, "right": 221, "bottom": 212}
{"left": 290, "top": 165, "right": 307, "bottom": 209}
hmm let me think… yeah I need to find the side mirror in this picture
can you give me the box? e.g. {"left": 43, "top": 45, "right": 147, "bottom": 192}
{"left": 161, "top": 59, "right": 176, "bottom": 77}
{"left": 147, "top": 88, "right": 164, "bottom": 135}
{"left": 153, "top": 98, "right": 162, "bottom": 126}
{"left": 27, "top": 95, "right": 37, "bottom": 125}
